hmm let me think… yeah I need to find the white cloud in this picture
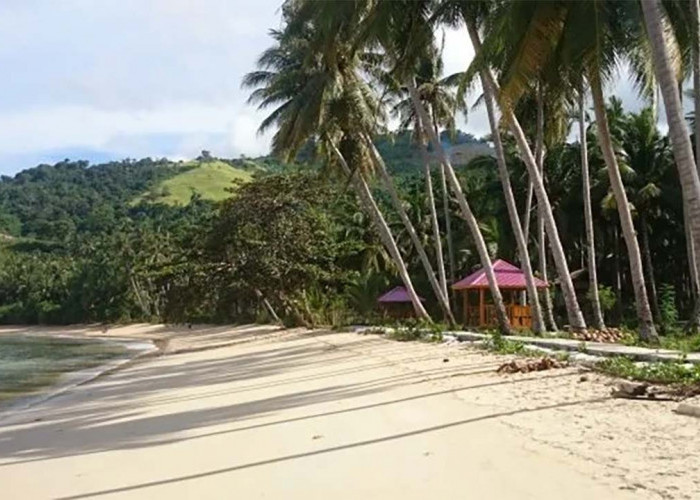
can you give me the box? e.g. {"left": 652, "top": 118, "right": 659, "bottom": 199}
{"left": 0, "top": 1, "right": 691, "bottom": 175}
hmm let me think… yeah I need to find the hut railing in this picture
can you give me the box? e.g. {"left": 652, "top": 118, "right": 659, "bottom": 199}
{"left": 469, "top": 304, "right": 533, "bottom": 329}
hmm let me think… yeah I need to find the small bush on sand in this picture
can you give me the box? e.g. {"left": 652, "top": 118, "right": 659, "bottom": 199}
{"left": 596, "top": 356, "right": 700, "bottom": 386}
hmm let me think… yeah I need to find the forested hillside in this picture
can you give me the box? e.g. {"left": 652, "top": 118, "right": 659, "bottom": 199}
{"left": 0, "top": 155, "right": 266, "bottom": 239}
{"left": 0, "top": 131, "right": 493, "bottom": 325}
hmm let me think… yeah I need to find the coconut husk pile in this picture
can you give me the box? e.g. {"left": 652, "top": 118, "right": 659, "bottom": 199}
{"left": 497, "top": 356, "right": 568, "bottom": 374}
{"left": 572, "top": 327, "right": 627, "bottom": 344}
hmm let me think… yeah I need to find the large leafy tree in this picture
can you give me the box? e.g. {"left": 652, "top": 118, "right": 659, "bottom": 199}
{"left": 242, "top": 8, "right": 434, "bottom": 320}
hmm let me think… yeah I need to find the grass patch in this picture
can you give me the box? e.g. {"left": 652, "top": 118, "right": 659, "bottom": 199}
{"left": 596, "top": 356, "right": 700, "bottom": 386}
{"left": 480, "top": 331, "right": 570, "bottom": 362}
{"left": 0, "top": 335, "right": 128, "bottom": 402}
{"left": 385, "top": 319, "right": 446, "bottom": 343}
{"left": 618, "top": 328, "right": 700, "bottom": 353}
{"left": 133, "top": 161, "right": 253, "bottom": 205}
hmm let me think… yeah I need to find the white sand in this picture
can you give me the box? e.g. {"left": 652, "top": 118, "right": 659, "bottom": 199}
{"left": 0, "top": 325, "right": 698, "bottom": 499}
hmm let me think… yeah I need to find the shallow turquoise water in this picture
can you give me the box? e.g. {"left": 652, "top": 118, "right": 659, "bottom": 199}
{"left": 0, "top": 335, "right": 128, "bottom": 402}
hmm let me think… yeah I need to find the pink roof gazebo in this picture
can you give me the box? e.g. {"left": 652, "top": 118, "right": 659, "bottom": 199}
{"left": 377, "top": 286, "right": 424, "bottom": 303}
{"left": 451, "top": 259, "right": 548, "bottom": 329}
{"left": 377, "top": 286, "right": 424, "bottom": 319}
{"left": 452, "top": 259, "right": 548, "bottom": 290}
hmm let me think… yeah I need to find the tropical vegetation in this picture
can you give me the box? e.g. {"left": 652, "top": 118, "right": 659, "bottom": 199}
{"left": 2, "top": 0, "right": 700, "bottom": 350}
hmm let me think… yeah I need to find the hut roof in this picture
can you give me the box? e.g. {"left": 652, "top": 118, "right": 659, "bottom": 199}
{"left": 377, "top": 286, "right": 424, "bottom": 303}
{"left": 451, "top": 259, "right": 548, "bottom": 290}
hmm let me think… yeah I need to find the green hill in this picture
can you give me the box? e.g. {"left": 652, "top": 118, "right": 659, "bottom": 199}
{"left": 134, "top": 160, "right": 254, "bottom": 205}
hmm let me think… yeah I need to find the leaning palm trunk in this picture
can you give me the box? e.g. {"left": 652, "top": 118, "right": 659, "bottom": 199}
{"left": 466, "top": 20, "right": 586, "bottom": 332}
{"left": 478, "top": 68, "right": 545, "bottom": 333}
{"left": 589, "top": 74, "right": 658, "bottom": 342}
{"left": 688, "top": 0, "right": 700, "bottom": 329}
{"left": 534, "top": 84, "right": 558, "bottom": 331}
{"left": 430, "top": 111, "right": 457, "bottom": 289}
{"left": 416, "top": 120, "right": 449, "bottom": 303}
{"left": 640, "top": 215, "right": 662, "bottom": 325}
{"left": 407, "top": 79, "right": 511, "bottom": 334}
{"left": 328, "top": 139, "right": 430, "bottom": 320}
{"left": 642, "top": 0, "right": 700, "bottom": 331}
{"left": 579, "top": 90, "right": 606, "bottom": 330}
{"left": 522, "top": 183, "right": 534, "bottom": 244}
{"left": 365, "top": 136, "right": 456, "bottom": 325}
{"left": 439, "top": 161, "right": 457, "bottom": 287}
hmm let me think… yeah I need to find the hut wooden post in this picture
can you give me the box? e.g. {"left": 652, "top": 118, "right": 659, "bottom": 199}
{"left": 479, "top": 288, "right": 485, "bottom": 326}
{"left": 463, "top": 292, "right": 469, "bottom": 326}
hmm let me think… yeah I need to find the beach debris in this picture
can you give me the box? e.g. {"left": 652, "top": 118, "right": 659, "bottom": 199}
{"left": 572, "top": 328, "right": 627, "bottom": 344}
{"left": 496, "top": 357, "right": 567, "bottom": 374}
{"left": 611, "top": 381, "right": 652, "bottom": 399}
{"left": 674, "top": 403, "right": 700, "bottom": 418}
{"left": 442, "top": 358, "right": 449, "bottom": 363}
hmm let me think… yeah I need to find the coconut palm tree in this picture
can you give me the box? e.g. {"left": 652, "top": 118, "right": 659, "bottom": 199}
{"left": 242, "top": 18, "right": 431, "bottom": 319}
{"left": 471, "top": 0, "right": 661, "bottom": 340}
{"left": 455, "top": 3, "right": 588, "bottom": 333}
{"left": 366, "top": 0, "right": 512, "bottom": 333}
{"left": 579, "top": 89, "right": 606, "bottom": 330}
{"left": 388, "top": 46, "right": 457, "bottom": 303}
{"left": 641, "top": 0, "right": 700, "bottom": 330}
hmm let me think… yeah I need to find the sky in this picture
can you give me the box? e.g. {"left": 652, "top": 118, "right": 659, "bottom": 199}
{"left": 0, "top": 0, "right": 668, "bottom": 176}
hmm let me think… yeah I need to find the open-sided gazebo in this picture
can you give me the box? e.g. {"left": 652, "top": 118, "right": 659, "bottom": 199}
{"left": 377, "top": 286, "right": 424, "bottom": 319}
{"left": 451, "top": 259, "right": 548, "bottom": 329}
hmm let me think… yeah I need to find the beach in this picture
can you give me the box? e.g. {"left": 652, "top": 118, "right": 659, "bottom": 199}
{"left": 0, "top": 324, "right": 698, "bottom": 499}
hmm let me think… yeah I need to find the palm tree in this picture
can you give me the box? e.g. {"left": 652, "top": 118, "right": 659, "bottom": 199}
{"left": 457, "top": 25, "right": 546, "bottom": 333}
{"left": 579, "top": 89, "right": 606, "bottom": 330}
{"left": 365, "top": 136, "right": 456, "bottom": 324}
{"left": 622, "top": 107, "right": 676, "bottom": 325}
{"left": 242, "top": 18, "right": 431, "bottom": 319}
{"left": 641, "top": 0, "right": 700, "bottom": 330}
{"left": 473, "top": 0, "right": 661, "bottom": 340}
{"left": 459, "top": 6, "right": 588, "bottom": 333}
{"left": 389, "top": 48, "right": 456, "bottom": 303}
{"left": 363, "top": 0, "right": 512, "bottom": 333}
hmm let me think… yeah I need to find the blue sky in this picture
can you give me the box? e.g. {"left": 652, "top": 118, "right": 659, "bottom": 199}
{"left": 0, "top": 0, "right": 661, "bottom": 176}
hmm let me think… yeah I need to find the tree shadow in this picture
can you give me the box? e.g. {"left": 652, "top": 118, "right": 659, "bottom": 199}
{"left": 56, "top": 394, "right": 609, "bottom": 500}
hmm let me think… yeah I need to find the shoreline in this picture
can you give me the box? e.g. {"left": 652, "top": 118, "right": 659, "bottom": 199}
{"left": 0, "top": 334, "right": 157, "bottom": 419}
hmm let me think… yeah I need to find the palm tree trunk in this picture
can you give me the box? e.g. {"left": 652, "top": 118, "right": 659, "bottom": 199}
{"left": 407, "top": 78, "right": 511, "bottom": 335}
{"left": 523, "top": 183, "right": 534, "bottom": 244}
{"left": 579, "top": 90, "right": 606, "bottom": 330}
{"left": 535, "top": 83, "right": 558, "bottom": 331}
{"left": 433, "top": 112, "right": 457, "bottom": 289}
{"left": 478, "top": 66, "right": 545, "bottom": 333}
{"left": 589, "top": 73, "right": 658, "bottom": 342}
{"left": 642, "top": 0, "right": 700, "bottom": 315}
{"left": 365, "top": 135, "right": 456, "bottom": 325}
{"left": 687, "top": 0, "right": 700, "bottom": 330}
{"left": 439, "top": 162, "right": 456, "bottom": 286}
{"left": 328, "top": 139, "right": 430, "bottom": 320}
{"left": 640, "top": 215, "right": 662, "bottom": 325}
{"left": 466, "top": 19, "right": 586, "bottom": 333}
{"left": 613, "top": 224, "right": 623, "bottom": 324}
{"left": 417, "top": 120, "right": 449, "bottom": 304}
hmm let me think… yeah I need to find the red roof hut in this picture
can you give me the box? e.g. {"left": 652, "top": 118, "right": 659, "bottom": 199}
{"left": 377, "top": 286, "right": 424, "bottom": 319}
{"left": 451, "top": 259, "right": 548, "bottom": 328}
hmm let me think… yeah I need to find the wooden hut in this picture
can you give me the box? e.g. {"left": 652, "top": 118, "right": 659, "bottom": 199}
{"left": 377, "top": 286, "right": 424, "bottom": 319}
{"left": 451, "top": 259, "right": 548, "bottom": 329}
